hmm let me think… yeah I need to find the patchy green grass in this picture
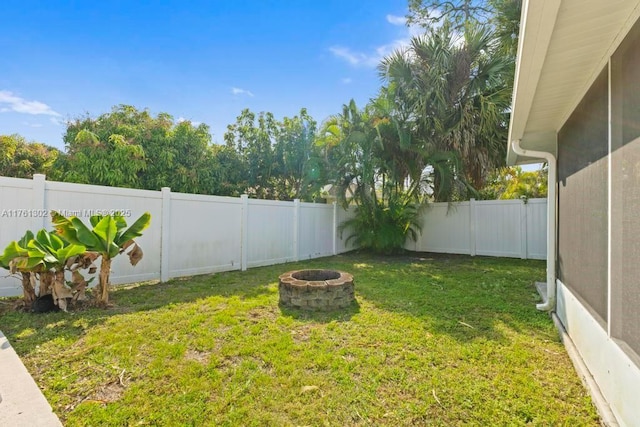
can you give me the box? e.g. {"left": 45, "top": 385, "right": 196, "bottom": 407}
{"left": 1, "top": 253, "right": 598, "bottom": 426}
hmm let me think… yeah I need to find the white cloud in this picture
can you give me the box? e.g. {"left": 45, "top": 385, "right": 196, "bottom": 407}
{"left": 386, "top": 14, "right": 406, "bottom": 26}
{"left": 330, "top": 40, "right": 407, "bottom": 68}
{"left": 0, "top": 90, "right": 61, "bottom": 117}
{"left": 329, "top": 13, "right": 424, "bottom": 68}
{"left": 231, "top": 87, "right": 254, "bottom": 97}
{"left": 386, "top": 13, "right": 423, "bottom": 36}
{"left": 177, "top": 117, "right": 201, "bottom": 126}
{"left": 22, "top": 121, "right": 43, "bottom": 128}
{"left": 329, "top": 47, "right": 373, "bottom": 67}
{"left": 341, "top": 77, "right": 353, "bottom": 84}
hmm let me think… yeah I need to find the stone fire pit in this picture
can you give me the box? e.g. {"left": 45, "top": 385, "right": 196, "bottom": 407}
{"left": 278, "top": 269, "right": 354, "bottom": 311}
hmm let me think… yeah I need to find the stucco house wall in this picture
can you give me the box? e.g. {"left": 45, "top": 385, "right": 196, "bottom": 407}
{"left": 508, "top": 1, "right": 640, "bottom": 425}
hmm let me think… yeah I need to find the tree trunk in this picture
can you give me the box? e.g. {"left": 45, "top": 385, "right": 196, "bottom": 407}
{"left": 21, "top": 272, "right": 36, "bottom": 305}
{"left": 39, "top": 271, "right": 54, "bottom": 296}
{"left": 98, "top": 258, "right": 112, "bottom": 306}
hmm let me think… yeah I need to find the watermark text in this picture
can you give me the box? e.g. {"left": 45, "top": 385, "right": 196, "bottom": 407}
{"left": 0, "top": 209, "right": 133, "bottom": 218}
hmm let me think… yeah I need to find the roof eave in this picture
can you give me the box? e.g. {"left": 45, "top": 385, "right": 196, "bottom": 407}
{"left": 507, "top": 0, "right": 562, "bottom": 165}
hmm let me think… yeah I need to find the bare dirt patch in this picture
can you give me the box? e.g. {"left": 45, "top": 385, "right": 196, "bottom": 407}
{"left": 185, "top": 349, "right": 210, "bottom": 364}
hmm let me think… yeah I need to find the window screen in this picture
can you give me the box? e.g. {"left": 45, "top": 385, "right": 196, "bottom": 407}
{"left": 557, "top": 68, "right": 609, "bottom": 327}
{"left": 610, "top": 18, "right": 640, "bottom": 357}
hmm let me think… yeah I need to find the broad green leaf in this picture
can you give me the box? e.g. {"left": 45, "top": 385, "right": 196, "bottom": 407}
{"left": 27, "top": 245, "right": 57, "bottom": 265}
{"left": 57, "top": 244, "right": 86, "bottom": 261}
{"left": 52, "top": 211, "right": 82, "bottom": 245}
{"left": 116, "top": 212, "right": 151, "bottom": 246}
{"left": 116, "top": 212, "right": 151, "bottom": 245}
{"left": 113, "top": 214, "right": 128, "bottom": 231}
{"left": 43, "top": 253, "right": 59, "bottom": 264}
{"left": 15, "top": 256, "right": 44, "bottom": 271}
{"left": 50, "top": 233, "right": 64, "bottom": 251}
{"left": 93, "top": 215, "right": 117, "bottom": 251}
{"left": 108, "top": 241, "right": 120, "bottom": 259}
{"left": 28, "top": 238, "right": 50, "bottom": 257}
{"left": 35, "top": 229, "right": 53, "bottom": 250}
{"left": 70, "top": 217, "right": 102, "bottom": 248}
{"left": 0, "top": 241, "right": 29, "bottom": 265}
{"left": 17, "top": 231, "right": 34, "bottom": 248}
{"left": 89, "top": 215, "right": 102, "bottom": 228}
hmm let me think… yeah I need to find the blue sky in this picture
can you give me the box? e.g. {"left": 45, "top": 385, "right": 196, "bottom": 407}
{"left": 0, "top": 0, "right": 419, "bottom": 150}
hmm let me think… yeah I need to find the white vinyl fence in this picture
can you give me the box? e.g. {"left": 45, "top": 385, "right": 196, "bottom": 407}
{"left": 0, "top": 175, "right": 546, "bottom": 297}
{"left": 405, "top": 198, "right": 547, "bottom": 259}
{"left": 0, "top": 175, "right": 356, "bottom": 296}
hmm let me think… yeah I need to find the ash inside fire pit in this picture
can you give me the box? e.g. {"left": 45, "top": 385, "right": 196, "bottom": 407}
{"left": 278, "top": 269, "right": 354, "bottom": 311}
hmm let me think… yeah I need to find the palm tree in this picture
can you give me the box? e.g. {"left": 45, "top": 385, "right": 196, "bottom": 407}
{"left": 317, "top": 98, "right": 464, "bottom": 253}
{"left": 379, "top": 21, "right": 513, "bottom": 193}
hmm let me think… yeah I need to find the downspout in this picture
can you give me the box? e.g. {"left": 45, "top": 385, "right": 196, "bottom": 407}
{"left": 511, "top": 139, "right": 557, "bottom": 311}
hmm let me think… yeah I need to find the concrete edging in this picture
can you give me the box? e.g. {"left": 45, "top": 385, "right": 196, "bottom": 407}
{"left": 0, "top": 330, "right": 62, "bottom": 426}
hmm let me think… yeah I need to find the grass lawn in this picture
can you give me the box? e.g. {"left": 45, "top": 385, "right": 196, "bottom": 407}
{"left": 0, "top": 253, "right": 599, "bottom": 426}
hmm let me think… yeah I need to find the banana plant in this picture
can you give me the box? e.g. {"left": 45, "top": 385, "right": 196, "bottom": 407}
{"left": 0, "top": 229, "right": 89, "bottom": 311}
{"left": 26, "top": 229, "right": 87, "bottom": 311}
{"left": 51, "top": 211, "right": 151, "bottom": 306}
{"left": 0, "top": 230, "right": 38, "bottom": 305}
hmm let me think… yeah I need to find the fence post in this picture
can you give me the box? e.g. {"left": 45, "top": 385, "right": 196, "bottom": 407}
{"left": 520, "top": 199, "right": 528, "bottom": 259}
{"left": 332, "top": 202, "right": 338, "bottom": 255}
{"left": 293, "top": 199, "right": 300, "bottom": 262}
{"left": 160, "top": 187, "right": 171, "bottom": 282}
{"left": 241, "top": 195, "right": 249, "bottom": 271}
{"left": 469, "top": 198, "right": 477, "bottom": 256}
{"left": 32, "top": 174, "right": 47, "bottom": 230}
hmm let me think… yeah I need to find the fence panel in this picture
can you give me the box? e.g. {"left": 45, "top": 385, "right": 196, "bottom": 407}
{"left": 246, "top": 199, "right": 295, "bottom": 268}
{"left": 474, "top": 200, "right": 523, "bottom": 257}
{"left": 407, "top": 198, "right": 547, "bottom": 259}
{"left": 0, "top": 175, "right": 548, "bottom": 297}
{"left": 335, "top": 205, "right": 357, "bottom": 254}
{"left": 168, "top": 193, "right": 242, "bottom": 277}
{"left": 0, "top": 177, "right": 38, "bottom": 296}
{"left": 298, "top": 203, "right": 334, "bottom": 260}
{"left": 526, "top": 199, "right": 547, "bottom": 259}
{"left": 45, "top": 180, "right": 163, "bottom": 284}
{"left": 0, "top": 177, "right": 36, "bottom": 248}
{"left": 416, "top": 202, "right": 472, "bottom": 254}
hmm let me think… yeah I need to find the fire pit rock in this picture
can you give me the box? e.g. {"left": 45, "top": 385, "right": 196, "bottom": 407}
{"left": 278, "top": 269, "right": 354, "bottom": 311}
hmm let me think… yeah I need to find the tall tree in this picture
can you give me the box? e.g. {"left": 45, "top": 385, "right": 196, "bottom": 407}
{"left": 224, "top": 109, "right": 278, "bottom": 199}
{"left": 318, "top": 99, "right": 463, "bottom": 253}
{"left": 407, "top": 0, "right": 522, "bottom": 79}
{"left": 480, "top": 165, "right": 548, "bottom": 200}
{"left": 407, "top": 0, "right": 495, "bottom": 29}
{"left": 407, "top": 0, "right": 521, "bottom": 34}
{"left": 272, "top": 108, "right": 324, "bottom": 201}
{"left": 0, "top": 134, "right": 59, "bottom": 178}
{"left": 379, "top": 22, "right": 513, "bottom": 192}
{"left": 59, "top": 105, "right": 217, "bottom": 193}
{"left": 58, "top": 129, "right": 146, "bottom": 188}
{"left": 155, "top": 119, "right": 215, "bottom": 194}
{"left": 224, "top": 108, "right": 323, "bottom": 201}
{"left": 207, "top": 143, "right": 247, "bottom": 197}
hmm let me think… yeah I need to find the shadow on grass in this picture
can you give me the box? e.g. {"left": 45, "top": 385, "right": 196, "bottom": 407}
{"left": 111, "top": 267, "right": 276, "bottom": 311}
{"left": 343, "top": 251, "right": 549, "bottom": 344}
{"left": 1, "top": 252, "right": 548, "bottom": 356}
{"left": 0, "top": 267, "right": 277, "bottom": 355}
